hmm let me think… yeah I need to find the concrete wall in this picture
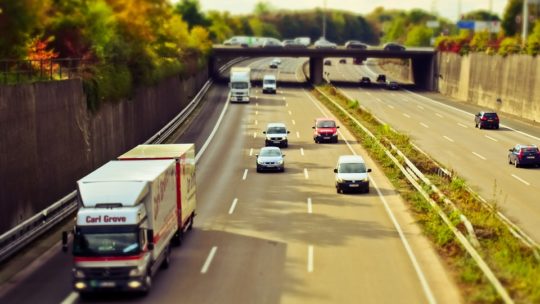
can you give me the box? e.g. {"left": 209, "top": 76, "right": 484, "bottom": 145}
{"left": 0, "top": 70, "right": 208, "bottom": 234}
{"left": 438, "top": 52, "right": 540, "bottom": 122}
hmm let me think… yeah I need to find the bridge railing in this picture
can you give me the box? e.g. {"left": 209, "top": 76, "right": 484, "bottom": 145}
{"left": 0, "top": 58, "right": 89, "bottom": 84}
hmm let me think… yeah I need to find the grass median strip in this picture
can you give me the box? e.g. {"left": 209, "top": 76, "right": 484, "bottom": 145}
{"left": 312, "top": 85, "right": 540, "bottom": 303}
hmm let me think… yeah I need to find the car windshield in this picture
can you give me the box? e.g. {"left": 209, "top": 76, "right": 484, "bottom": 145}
{"left": 260, "top": 149, "right": 281, "bottom": 157}
{"left": 317, "top": 121, "right": 336, "bottom": 128}
{"left": 231, "top": 82, "right": 248, "bottom": 89}
{"left": 522, "top": 147, "right": 539, "bottom": 153}
{"left": 267, "top": 127, "right": 285, "bottom": 133}
{"left": 339, "top": 163, "right": 367, "bottom": 173}
{"left": 483, "top": 113, "right": 498, "bottom": 118}
{"left": 73, "top": 226, "right": 140, "bottom": 257}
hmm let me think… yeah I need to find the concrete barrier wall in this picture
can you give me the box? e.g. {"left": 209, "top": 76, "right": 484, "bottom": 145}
{"left": 0, "top": 70, "right": 208, "bottom": 234}
{"left": 438, "top": 53, "right": 540, "bottom": 122}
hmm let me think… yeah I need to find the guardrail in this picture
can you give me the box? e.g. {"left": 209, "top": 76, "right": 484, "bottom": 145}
{"left": 313, "top": 86, "right": 514, "bottom": 303}
{"left": 0, "top": 57, "right": 245, "bottom": 264}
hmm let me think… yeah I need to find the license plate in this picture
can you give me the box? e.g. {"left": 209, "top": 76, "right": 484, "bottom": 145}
{"left": 100, "top": 281, "right": 116, "bottom": 288}
{"left": 324, "top": 137, "right": 330, "bottom": 139}
{"left": 273, "top": 140, "right": 281, "bottom": 143}
{"left": 527, "top": 156, "right": 535, "bottom": 159}
{"left": 349, "top": 184, "right": 359, "bottom": 187}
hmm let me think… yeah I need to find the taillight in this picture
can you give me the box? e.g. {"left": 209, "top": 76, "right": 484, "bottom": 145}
{"left": 481, "top": 117, "right": 487, "bottom": 121}
{"left": 518, "top": 150, "right": 524, "bottom": 159}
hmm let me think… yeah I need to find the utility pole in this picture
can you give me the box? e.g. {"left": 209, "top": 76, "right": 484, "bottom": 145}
{"left": 322, "top": 0, "right": 327, "bottom": 39}
{"left": 522, "top": 0, "right": 529, "bottom": 44}
{"left": 457, "top": 0, "right": 462, "bottom": 20}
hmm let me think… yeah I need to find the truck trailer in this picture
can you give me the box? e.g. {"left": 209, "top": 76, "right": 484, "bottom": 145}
{"left": 118, "top": 143, "right": 196, "bottom": 243}
{"left": 229, "top": 67, "right": 251, "bottom": 102}
{"left": 65, "top": 159, "right": 179, "bottom": 295}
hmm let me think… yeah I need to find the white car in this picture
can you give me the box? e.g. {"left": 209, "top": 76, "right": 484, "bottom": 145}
{"left": 269, "top": 58, "right": 281, "bottom": 69}
{"left": 256, "top": 147, "right": 285, "bottom": 172}
{"left": 262, "top": 74, "right": 277, "bottom": 94}
{"left": 314, "top": 37, "right": 337, "bottom": 49}
{"left": 263, "top": 122, "right": 289, "bottom": 147}
{"left": 334, "top": 155, "right": 371, "bottom": 193}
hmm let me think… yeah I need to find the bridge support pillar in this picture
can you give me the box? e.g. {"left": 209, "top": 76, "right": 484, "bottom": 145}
{"left": 412, "top": 55, "right": 437, "bottom": 91}
{"left": 208, "top": 56, "right": 218, "bottom": 79}
{"left": 309, "top": 57, "right": 324, "bottom": 85}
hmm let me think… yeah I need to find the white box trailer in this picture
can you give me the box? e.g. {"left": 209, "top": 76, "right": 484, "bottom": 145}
{"left": 229, "top": 67, "right": 251, "bottom": 102}
{"left": 66, "top": 160, "right": 178, "bottom": 295}
{"left": 118, "top": 144, "right": 196, "bottom": 242}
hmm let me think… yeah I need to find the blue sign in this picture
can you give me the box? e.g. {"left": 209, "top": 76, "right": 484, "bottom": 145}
{"left": 457, "top": 20, "right": 475, "bottom": 29}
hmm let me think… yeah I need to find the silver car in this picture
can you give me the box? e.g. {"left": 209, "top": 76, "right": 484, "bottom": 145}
{"left": 256, "top": 147, "right": 285, "bottom": 172}
{"left": 314, "top": 37, "right": 337, "bottom": 49}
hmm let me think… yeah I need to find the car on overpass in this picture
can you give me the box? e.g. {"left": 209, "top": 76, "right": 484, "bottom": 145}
{"left": 314, "top": 37, "right": 337, "bottom": 49}
{"left": 262, "top": 38, "right": 283, "bottom": 48}
{"left": 474, "top": 111, "right": 500, "bottom": 129}
{"left": 359, "top": 77, "right": 371, "bottom": 87}
{"left": 386, "top": 81, "right": 400, "bottom": 90}
{"left": 282, "top": 39, "right": 306, "bottom": 48}
{"left": 344, "top": 40, "right": 368, "bottom": 50}
{"left": 383, "top": 42, "right": 406, "bottom": 51}
{"left": 324, "top": 59, "right": 332, "bottom": 66}
{"left": 508, "top": 145, "right": 540, "bottom": 168}
{"left": 256, "top": 146, "right": 285, "bottom": 172}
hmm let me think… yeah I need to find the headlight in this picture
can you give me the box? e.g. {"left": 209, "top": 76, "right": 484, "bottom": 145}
{"left": 129, "top": 267, "right": 144, "bottom": 277}
{"left": 257, "top": 159, "right": 264, "bottom": 165}
{"left": 73, "top": 269, "right": 85, "bottom": 279}
{"left": 336, "top": 177, "right": 344, "bottom": 183}
{"left": 276, "top": 159, "right": 284, "bottom": 165}
{"left": 362, "top": 178, "right": 369, "bottom": 182}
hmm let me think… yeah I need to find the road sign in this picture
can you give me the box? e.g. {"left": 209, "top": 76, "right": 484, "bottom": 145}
{"left": 426, "top": 20, "right": 440, "bottom": 28}
{"left": 457, "top": 20, "right": 475, "bottom": 29}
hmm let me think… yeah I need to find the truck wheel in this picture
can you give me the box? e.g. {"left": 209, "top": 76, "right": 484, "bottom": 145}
{"left": 161, "top": 245, "right": 171, "bottom": 269}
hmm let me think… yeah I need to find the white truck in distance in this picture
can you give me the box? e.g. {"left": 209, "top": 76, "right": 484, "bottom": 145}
{"left": 66, "top": 160, "right": 179, "bottom": 295}
{"left": 229, "top": 67, "right": 251, "bottom": 102}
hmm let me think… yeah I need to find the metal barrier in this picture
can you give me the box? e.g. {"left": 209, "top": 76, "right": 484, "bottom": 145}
{"left": 0, "top": 57, "right": 245, "bottom": 264}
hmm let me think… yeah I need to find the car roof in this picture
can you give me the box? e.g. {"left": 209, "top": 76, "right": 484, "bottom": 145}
{"left": 267, "top": 122, "right": 286, "bottom": 128}
{"left": 338, "top": 155, "right": 365, "bottom": 164}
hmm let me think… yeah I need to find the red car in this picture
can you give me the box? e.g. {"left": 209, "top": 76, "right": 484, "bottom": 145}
{"left": 313, "top": 118, "right": 339, "bottom": 143}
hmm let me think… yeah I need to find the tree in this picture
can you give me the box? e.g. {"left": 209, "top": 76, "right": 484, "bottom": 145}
{"left": 470, "top": 30, "right": 491, "bottom": 52}
{"left": 498, "top": 36, "right": 522, "bottom": 55}
{"left": 253, "top": 1, "right": 274, "bottom": 16}
{"left": 502, "top": 0, "right": 523, "bottom": 36}
{"left": 174, "top": 0, "right": 209, "bottom": 29}
{"left": 405, "top": 25, "right": 433, "bottom": 46}
{"left": 526, "top": 20, "right": 540, "bottom": 55}
{"left": 463, "top": 10, "right": 500, "bottom": 21}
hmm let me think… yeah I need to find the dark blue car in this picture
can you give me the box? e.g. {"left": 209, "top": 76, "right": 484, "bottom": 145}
{"left": 508, "top": 145, "right": 540, "bottom": 167}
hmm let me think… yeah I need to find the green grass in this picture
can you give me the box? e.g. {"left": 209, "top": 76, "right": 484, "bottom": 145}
{"left": 312, "top": 85, "right": 540, "bottom": 303}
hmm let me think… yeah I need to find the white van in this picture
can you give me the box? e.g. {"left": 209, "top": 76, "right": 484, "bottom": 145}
{"left": 262, "top": 74, "right": 277, "bottom": 94}
{"left": 334, "top": 155, "right": 371, "bottom": 193}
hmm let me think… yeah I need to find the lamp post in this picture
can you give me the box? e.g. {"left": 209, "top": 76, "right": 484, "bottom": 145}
{"left": 322, "top": 0, "right": 327, "bottom": 39}
{"left": 522, "top": 0, "right": 529, "bottom": 44}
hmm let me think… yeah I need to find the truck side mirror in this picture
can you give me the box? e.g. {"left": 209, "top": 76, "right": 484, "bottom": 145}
{"left": 287, "top": 131, "right": 290, "bottom": 134}
{"left": 147, "top": 230, "right": 155, "bottom": 251}
{"left": 62, "top": 231, "right": 69, "bottom": 253}
{"left": 312, "top": 126, "right": 315, "bottom": 129}
{"left": 333, "top": 168, "right": 338, "bottom": 173}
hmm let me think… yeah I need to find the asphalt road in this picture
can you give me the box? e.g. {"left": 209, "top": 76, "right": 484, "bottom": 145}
{"left": 0, "top": 58, "right": 462, "bottom": 304}
{"left": 323, "top": 58, "right": 540, "bottom": 244}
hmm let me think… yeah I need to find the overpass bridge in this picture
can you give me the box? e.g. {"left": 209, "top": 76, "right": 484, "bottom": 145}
{"left": 210, "top": 46, "right": 438, "bottom": 90}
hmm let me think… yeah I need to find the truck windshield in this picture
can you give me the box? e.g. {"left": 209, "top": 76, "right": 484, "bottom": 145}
{"left": 264, "top": 79, "right": 276, "bottom": 84}
{"left": 231, "top": 82, "right": 248, "bottom": 89}
{"left": 73, "top": 226, "right": 141, "bottom": 257}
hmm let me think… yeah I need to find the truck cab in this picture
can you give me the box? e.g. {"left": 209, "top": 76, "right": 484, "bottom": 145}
{"left": 262, "top": 74, "right": 277, "bottom": 94}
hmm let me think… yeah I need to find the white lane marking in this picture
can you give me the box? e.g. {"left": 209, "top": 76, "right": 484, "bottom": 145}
{"left": 255, "top": 120, "right": 258, "bottom": 125}
{"left": 417, "top": 105, "right": 424, "bottom": 110}
{"left": 60, "top": 292, "right": 78, "bottom": 304}
{"left": 296, "top": 131, "right": 300, "bottom": 138}
{"left": 243, "top": 169, "right": 248, "bottom": 180}
{"left": 288, "top": 110, "right": 292, "bottom": 115}
{"left": 435, "top": 113, "right": 444, "bottom": 118}
{"left": 458, "top": 123, "right": 468, "bottom": 128}
{"left": 512, "top": 174, "right": 531, "bottom": 186}
{"left": 201, "top": 246, "right": 218, "bottom": 274}
{"left": 366, "top": 92, "right": 372, "bottom": 96}
{"left": 420, "top": 123, "right": 429, "bottom": 128}
{"left": 304, "top": 168, "right": 309, "bottom": 179}
{"left": 390, "top": 93, "right": 396, "bottom": 96}
{"left": 228, "top": 198, "right": 239, "bottom": 214}
{"left": 307, "top": 245, "right": 314, "bottom": 273}
{"left": 307, "top": 198, "right": 313, "bottom": 214}
{"left": 376, "top": 98, "right": 382, "bottom": 102}
{"left": 286, "top": 102, "right": 289, "bottom": 107}
{"left": 255, "top": 110, "right": 259, "bottom": 115}
{"left": 485, "top": 135, "right": 498, "bottom": 142}
{"left": 300, "top": 148, "right": 305, "bottom": 156}
{"left": 195, "top": 94, "right": 231, "bottom": 163}
{"left": 282, "top": 97, "right": 286, "bottom": 101}
{"left": 256, "top": 102, "right": 259, "bottom": 107}
{"left": 253, "top": 132, "right": 257, "bottom": 138}
{"left": 443, "top": 136, "right": 454, "bottom": 142}
{"left": 255, "top": 95, "right": 258, "bottom": 100}
{"left": 403, "top": 113, "right": 411, "bottom": 118}
{"left": 472, "top": 152, "right": 486, "bottom": 160}
{"left": 305, "top": 88, "right": 437, "bottom": 304}
{"left": 249, "top": 148, "right": 253, "bottom": 156}
{"left": 387, "top": 104, "right": 395, "bottom": 109}
{"left": 292, "top": 120, "right": 296, "bottom": 125}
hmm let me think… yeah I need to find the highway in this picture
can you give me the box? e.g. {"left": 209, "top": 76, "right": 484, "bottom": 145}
{"left": 0, "top": 58, "right": 461, "bottom": 303}
{"left": 323, "top": 58, "right": 540, "bottom": 244}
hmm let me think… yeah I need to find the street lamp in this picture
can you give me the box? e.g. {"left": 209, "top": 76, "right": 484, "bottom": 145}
{"left": 322, "top": 0, "right": 327, "bottom": 39}
{"left": 522, "top": 0, "right": 530, "bottom": 44}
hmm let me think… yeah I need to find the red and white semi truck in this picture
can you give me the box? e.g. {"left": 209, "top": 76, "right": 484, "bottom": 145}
{"left": 66, "top": 159, "right": 179, "bottom": 294}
